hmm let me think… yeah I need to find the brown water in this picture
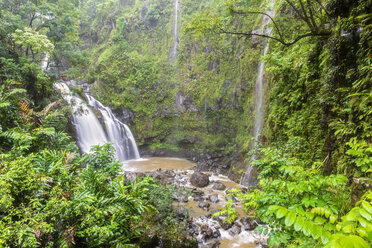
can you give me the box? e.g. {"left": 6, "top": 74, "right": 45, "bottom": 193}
{"left": 122, "top": 157, "right": 195, "bottom": 172}
{"left": 121, "top": 157, "right": 260, "bottom": 247}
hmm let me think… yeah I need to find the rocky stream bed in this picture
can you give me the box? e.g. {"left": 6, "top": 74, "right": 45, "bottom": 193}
{"left": 122, "top": 157, "right": 269, "bottom": 248}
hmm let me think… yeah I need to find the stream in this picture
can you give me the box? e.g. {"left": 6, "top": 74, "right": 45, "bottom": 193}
{"left": 123, "top": 157, "right": 267, "bottom": 248}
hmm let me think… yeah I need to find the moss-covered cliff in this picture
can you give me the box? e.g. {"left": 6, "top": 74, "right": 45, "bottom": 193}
{"left": 67, "top": 0, "right": 371, "bottom": 183}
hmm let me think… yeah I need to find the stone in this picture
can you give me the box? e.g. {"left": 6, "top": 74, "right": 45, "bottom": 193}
{"left": 176, "top": 207, "right": 188, "bottom": 220}
{"left": 208, "top": 194, "right": 219, "bottom": 203}
{"left": 173, "top": 192, "right": 188, "bottom": 203}
{"left": 214, "top": 215, "right": 233, "bottom": 230}
{"left": 198, "top": 201, "right": 210, "bottom": 211}
{"left": 193, "top": 195, "right": 204, "bottom": 202}
{"left": 213, "top": 229, "right": 221, "bottom": 238}
{"left": 212, "top": 182, "right": 226, "bottom": 191}
{"left": 190, "top": 172, "right": 209, "bottom": 187}
{"left": 229, "top": 223, "right": 241, "bottom": 236}
{"left": 201, "top": 225, "right": 214, "bottom": 239}
{"left": 241, "top": 217, "right": 258, "bottom": 231}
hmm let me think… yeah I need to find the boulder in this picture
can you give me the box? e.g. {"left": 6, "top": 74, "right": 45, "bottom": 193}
{"left": 241, "top": 217, "right": 258, "bottom": 231}
{"left": 214, "top": 215, "right": 233, "bottom": 230}
{"left": 229, "top": 223, "right": 241, "bottom": 236}
{"left": 198, "top": 201, "right": 210, "bottom": 211}
{"left": 190, "top": 172, "right": 209, "bottom": 187}
{"left": 208, "top": 194, "right": 219, "bottom": 203}
{"left": 212, "top": 182, "right": 226, "bottom": 191}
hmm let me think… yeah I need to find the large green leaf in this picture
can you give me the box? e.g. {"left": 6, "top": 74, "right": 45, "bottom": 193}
{"left": 276, "top": 207, "right": 288, "bottom": 219}
{"left": 294, "top": 216, "right": 305, "bottom": 232}
{"left": 360, "top": 209, "right": 372, "bottom": 221}
{"left": 285, "top": 211, "right": 296, "bottom": 227}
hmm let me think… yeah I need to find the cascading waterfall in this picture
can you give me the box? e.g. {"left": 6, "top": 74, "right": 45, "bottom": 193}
{"left": 40, "top": 52, "right": 49, "bottom": 71}
{"left": 240, "top": 4, "right": 275, "bottom": 187}
{"left": 171, "top": 0, "right": 179, "bottom": 59}
{"left": 54, "top": 82, "right": 140, "bottom": 161}
{"left": 86, "top": 95, "right": 140, "bottom": 160}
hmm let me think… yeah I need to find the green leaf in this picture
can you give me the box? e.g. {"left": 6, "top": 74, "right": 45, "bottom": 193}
{"left": 294, "top": 216, "right": 305, "bottom": 232}
{"left": 362, "top": 202, "right": 372, "bottom": 215}
{"left": 312, "top": 225, "right": 322, "bottom": 239}
{"left": 285, "top": 211, "right": 296, "bottom": 227}
{"left": 342, "top": 225, "right": 355, "bottom": 233}
{"left": 330, "top": 215, "right": 337, "bottom": 224}
{"left": 321, "top": 231, "right": 331, "bottom": 244}
{"left": 276, "top": 207, "right": 288, "bottom": 219}
{"left": 303, "top": 221, "right": 312, "bottom": 236}
{"left": 360, "top": 208, "right": 372, "bottom": 221}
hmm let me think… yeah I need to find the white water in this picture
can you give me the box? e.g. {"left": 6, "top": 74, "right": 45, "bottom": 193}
{"left": 40, "top": 52, "right": 49, "bottom": 71}
{"left": 54, "top": 82, "right": 140, "bottom": 160}
{"left": 241, "top": 4, "right": 275, "bottom": 187}
{"left": 86, "top": 95, "right": 140, "bottom": 160}
{"left": 171, "top": 0, "right": 179, "bottom": 59}
{"left": 54, "top": 82, "right": 108, "bottom": 153}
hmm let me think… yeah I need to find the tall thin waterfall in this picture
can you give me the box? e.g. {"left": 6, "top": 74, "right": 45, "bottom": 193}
{"left": 40, "top": 52, "right": 49, "bottom": 71}
{"left": 171, "top": 0, "right": 179, "bottom": 59}
{"left": 54, "top": 82, "right": 140, "bottom": 161}
{"left": 240, "top": 5, "right": 275, "bottom": 187}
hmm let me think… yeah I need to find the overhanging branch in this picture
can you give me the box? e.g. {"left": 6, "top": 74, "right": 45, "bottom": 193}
{"left": 228, "top": 8, "right": 286, "bottom": 44}
{"left": 218, "top": 29, "right": 331, "bottom": 46}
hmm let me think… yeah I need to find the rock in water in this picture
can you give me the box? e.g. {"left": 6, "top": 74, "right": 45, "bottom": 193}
{"left": 229, "top": 223, "right": 241, "bottom": 236}
{"left": 190, "top": 172, "right": 209, "bottom": 187}
{"left": 209, "top": 194, "right": 219, "bottom": 203}
{"left": 212, "top": 182, "right": 226, "bottom": 190}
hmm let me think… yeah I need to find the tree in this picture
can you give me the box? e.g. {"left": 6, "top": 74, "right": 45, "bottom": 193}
{"left": 12, "top": 27, "right": 54, "bottom": 60}
{"left": 187, "top": 0, "right": 332, "bottom": 46}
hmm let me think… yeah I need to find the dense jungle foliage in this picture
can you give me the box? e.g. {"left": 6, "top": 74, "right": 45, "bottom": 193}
{"left": 0, "top": 0, "right": 371, "bottom": 247}
{"left": 0, "top": 0, "right": 191, "bottom": 247}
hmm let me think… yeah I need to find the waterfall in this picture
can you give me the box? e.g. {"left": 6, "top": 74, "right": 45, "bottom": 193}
{"left": 40, "top": 52, "right": 49, "bottom": 71}
{"left": 171, "top": 0, "right": 179, "bottom": 59}
{"left": 54, "top": 82, "right": 140, "bottom": 161}
{"left": 86, "top": 95, "right": 140, "bottom": 160}
{"left": 240, "top": 4, "right": 275, "bottom": 187}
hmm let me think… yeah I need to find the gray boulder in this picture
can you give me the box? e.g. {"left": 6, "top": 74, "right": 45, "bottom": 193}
{"left": 190, "top": 172, "right": 209, "bottom": 187}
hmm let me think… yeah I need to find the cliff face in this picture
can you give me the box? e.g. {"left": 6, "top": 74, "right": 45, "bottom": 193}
{"left": 70, "top": 0, "right": 371, "bottom": 180}
{"left": 69, "top": 0, "right": 261, "bottom": 179}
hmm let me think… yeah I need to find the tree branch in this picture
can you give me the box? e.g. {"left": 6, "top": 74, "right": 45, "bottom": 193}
{"left": 306, "top": 0, "right": 320, "bottom": 32}
{"left": 314, "top": 0, "right": 331, "bottom": 18}
{"left": 228, "top": 8, "right": 286, "bottom": 45}
{"left": 218, "top": 29, "right": 331, "bottom": 46}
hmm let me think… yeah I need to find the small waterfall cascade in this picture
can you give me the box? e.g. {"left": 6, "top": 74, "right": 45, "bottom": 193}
{"left": 54, "top": 82, "right": 140, "bottom": 161}
{"left": 240, "top": 4, "right": 275, "bottom": 187}
{"left": 171, "top": 0, "right": 179, "bottom": 59}
{"left": 40, "top": 52, "right": 49, "bottom": 71}
{"left": 86, "top": 95, "right": 140, "bottom": 161}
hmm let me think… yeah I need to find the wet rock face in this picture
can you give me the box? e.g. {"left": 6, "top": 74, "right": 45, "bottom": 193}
{"left": 190, "top": 172, "right": 209, "bottom": 187}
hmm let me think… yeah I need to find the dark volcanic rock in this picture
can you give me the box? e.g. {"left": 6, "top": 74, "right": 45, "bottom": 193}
{"left": 241, "top": 217, "right": 258, "bottom": 231}
{"left": 212, "top": 182, "right": 226, "bottom": 190}
{"left": 214, "top": 215, "right": 233, "bottom": 230}
{"left": 229, "top": 223, "right": 241, "bottom": 236}
{"left": 201, "top": 225, "right": 214, "bottom": 239}
{"left": 190, "top": 172, "right": 209, "bottom": 187}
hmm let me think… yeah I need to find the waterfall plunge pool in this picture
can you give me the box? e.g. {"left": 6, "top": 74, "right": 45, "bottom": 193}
{"left": 121, "top": 157, "right": 264, "bottom": 248}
